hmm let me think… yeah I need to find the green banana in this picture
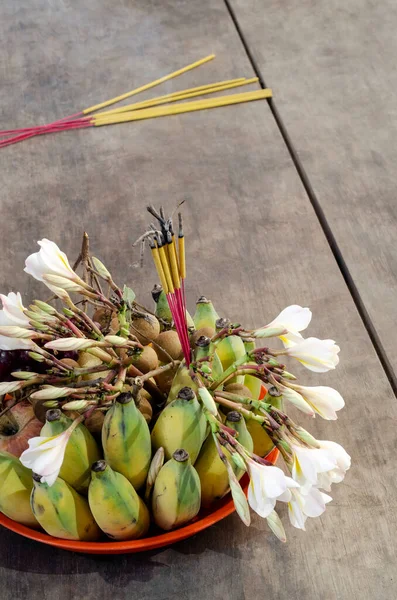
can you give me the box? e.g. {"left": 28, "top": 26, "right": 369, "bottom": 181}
{"left": 151, "top": 387, "right": 207, "bottom": 464}
{"left": 166, "top": 362, "right": 198, "bottom": 405}
{"left": 216, "top": 335, "right": 246, "bottom": 384}
{"left": 195, "top": 411, "right": 253, "bottom": 507}
{"left": 30, "top": 474, "right": 101, "bottom": 541}
{"left": 243, "top": 340, "right": 263, "bottom": 400}
{"left": 193, "top": 296, "right": 219, "bottom": 330}
{"left": 194, "top": 335, "right": 223, "bottom": 383}
{"left": 41, "top": 409, "right": 100, "bottom": 494}
{"left": 264, "top": 385, "right": 284, "bottom": 410}
{"left": 152, "top": 284, "right": 194, "bottom": 330}
{"left": 88, "top": 460, "right": 150, "bottom": 540}
{"left": 0, "top": 451, "right": 38, "bottom": 528}
{"left": 152, "top": 449, "right": 201, "bottom": 530}
{"left": 102, "top": 392, "right": 151, "bottom": 490}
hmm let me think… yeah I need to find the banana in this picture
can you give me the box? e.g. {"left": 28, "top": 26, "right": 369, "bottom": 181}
{"left": 0, "top": 451, "right": 38, "bottom": 528}
{"left": 41, "top": 409, "right": 100, "bottom": 494}
{"left": 215, "top": 335, "right": 246, "bottom": 384}
{"left": 88, "top": 460, "right": 150, "bottom": 540}
{"left": 243, "top": 340, "right": 263, "bottom": 400}
{"left": 246, "top": 419, "right": 274, "bottom": 457}
{"left": 152, "top": 285, "right": 194, "bottom": 330}
{"left": 152, "top": 449, "right": 201, "bottom": 530}
{"left": 102, "top": 392, "right": 151, "bottom": 490}
{"left": 264, "top": 385, "right": 284, "bottom": 410}
{"left": 193, "top": 296, "right": 219, "bottom": 330}
{"left": 151, "top": 387, "right": 207, "bottom": 464}
{"left": 165, "top": 362, "right": 198, "bottom": 405}
{"left": 195, "top": 411, "right": 252, "bottom": 507}
{"left": 194, "top": 335, "right": 223, "bottom": 383}
{"left": 31, "top": 473, "right": 101, "bottom": 540}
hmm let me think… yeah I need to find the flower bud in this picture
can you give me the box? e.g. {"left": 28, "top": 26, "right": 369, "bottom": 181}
{"left": 92, "top": 257, "right": 111, "bottom": 280}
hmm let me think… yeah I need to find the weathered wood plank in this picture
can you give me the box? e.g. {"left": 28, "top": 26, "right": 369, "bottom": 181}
{"left": 228, "top": 0, "right": 397, "bottom": 379}
{"left": 0, "top": 2, "right": 395, "bottom": 600}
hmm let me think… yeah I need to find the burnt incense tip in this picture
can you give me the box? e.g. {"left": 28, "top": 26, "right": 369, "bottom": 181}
{"left": 226, "top": 411, "right": 243, "bottom": 423}
{"left": 177, "top": 387, "right": 195, "bottom": 401}
{"left": 195, "top": 335, "right": 211, "bottom": 348}
{"left": 173, "top": 449, "right": 189, "bottom": 463}
{"left": 46, "top": 409, "right": 62, "bottom": 422}
{"left": 268, "top": 386, "right": 282, "bottom": 398}
{"left": 117, "top": 392, "right": 133, "bottom": 405}
{"left": 91, "top": 460, "right": 107, "bottom": 473}
{"left": 215, "top": 317, "right": 230, "bottom": 329}
{"left": 151, "top": 284, "right": 163, "bottom": 303}
{"left": 197, "top": 296, "right": 209, "bottom": 304}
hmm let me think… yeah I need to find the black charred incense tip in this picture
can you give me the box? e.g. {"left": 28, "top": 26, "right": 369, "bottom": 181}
{"left": 46, "top": 409, "right": 62, "bottom": 422}
{"left": 173, "top": 449, "right": 189, "bottom": 462}
{"left": 91, "top": 460, "right": 107, "bottom": 472}
{"left": 177, "top": 387, "right": 195, "bottom": 401}
{"left": 226, "top": 411, "right": 243, "bottom": 423}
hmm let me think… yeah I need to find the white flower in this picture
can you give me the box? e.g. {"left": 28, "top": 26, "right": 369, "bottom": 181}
{"left": 316, "top": 440, "right": 351, "bottom": 491}
{"left": 247, "top": 460, "right": 299, "bottom": 518}
{"left": 24, "top": 239, "right": 84, "bottom": 298}
{"left": 288, "top": 487, "right": 332, "bottom": 530}
{"left": 20, "top": 418, "right": 80, "bottom": 486}
{"left": 255, "top": 305, "right": 312, "bottom": 341}
{"left": 278, "top": 384, "right": 315, "bottom": 417}
{"left": 291, "top": 444, "right": 337, "bottom": 488}
{"left": 0, "top": 292, "right": 34, "bottom": 350}
{"left": 288, "top": 384, "right": 345, "bottom": 420}
{"left": 0, "top": 380, "right": 26, "bottom": 395}
{"left": 44, "top": 338, "right": 99, "bottom": 351}
{"left": 282, "top": 337, "right": 340, "bottom": 373}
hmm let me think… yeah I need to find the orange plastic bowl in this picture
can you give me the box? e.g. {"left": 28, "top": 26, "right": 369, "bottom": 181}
{"left": 0, "top": 386, "right": 278, "bottom": 554}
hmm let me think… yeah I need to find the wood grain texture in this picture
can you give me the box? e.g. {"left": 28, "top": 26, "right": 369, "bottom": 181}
{"left": 228, "top": 0, "right": 397, "bottom": 377}
{"left": 0, "top": 1, "right": 396, "bottom": 599}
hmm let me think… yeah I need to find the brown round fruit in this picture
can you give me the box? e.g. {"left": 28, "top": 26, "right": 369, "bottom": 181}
{"left": 78, "top": 352, "right": 110, "bottom": 381}
{"left": 190, "top": 327, "right": 215, "bottom": 348}
{"left": 155, "top": 364, "right": 178, "bottom": 395}
{"left": 84, "top": 410, "right": 105, "bottom": 434}
{"left": 60, "top": 358, "right": 80, "bottom": 370}
{"left": 155, "top": 330, "right": 182, "bottom": 362}
{"left": 137, "top": 395, "right": 153, "bottom": 424}
{"left": 131, "top": 345, "right": 159, "bottom": 374}
{"left": 224, "top": 383, "right": 253, "bottom": 398}
{"left": 130, "top": 314, "right": 160, "bottom": 345}
{"left": 92, "top": 308, "right": 114, "bottom": 331}
{"left": 0, "top": 400, "right": 42, "bottom": 457}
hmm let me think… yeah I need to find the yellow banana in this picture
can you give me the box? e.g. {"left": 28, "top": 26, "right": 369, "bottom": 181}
{"left": 193, "top": 296, "right": 219, "bottom": 330}
{"left": 216, "top": 335, "right": 246, "bottom": 384}
{"left": 102, "top": 392, "right": 151, "bottom": 490}
{"left": 243, "top": 340, "right": 263, "bottom": 400}
{"left": 41, "top": 409, "right": 100, "bottom": 494}
{"left": 0, "top": 451, "right": 38, "bottom": 528}
{"left": 88, "top": 460, "right": 149, "bottom": 540}
{"left": 165, "top": 362, "right": 198, "bottom": 405}
{"left": 31, "top": 474, "right": 101, "bottom": 541}
{"left": 152, "top": 449, "right": 201, "bottom": 530}
{"left": 195, "top": 411, "right": 253, "bottom": 507}
{"left": 246, "top": 419, "right": 274, "bottom": 457}
{"left": 151, "top": 387, "right": 207, "bottom": 464}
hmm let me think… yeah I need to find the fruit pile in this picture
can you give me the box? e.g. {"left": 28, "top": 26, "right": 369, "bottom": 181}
{"left": 0, "top": 208, "right": 350, "bottom": 543}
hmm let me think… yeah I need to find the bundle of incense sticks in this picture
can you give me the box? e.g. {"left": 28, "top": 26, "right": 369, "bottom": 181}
{"left": 145, "top": 206, "right": 191, "bottom": 365}
{"left": 0, "top": 55, "right": 272, "bottom": 150}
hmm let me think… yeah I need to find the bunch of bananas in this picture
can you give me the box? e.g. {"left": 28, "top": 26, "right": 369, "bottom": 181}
{"left": 0, "top": 293, "right": 282, "bottom": 542}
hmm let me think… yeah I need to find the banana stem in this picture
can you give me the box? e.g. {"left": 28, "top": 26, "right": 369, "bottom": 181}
{"left": 214, "top": 395, "right": 267, "bottom": 423}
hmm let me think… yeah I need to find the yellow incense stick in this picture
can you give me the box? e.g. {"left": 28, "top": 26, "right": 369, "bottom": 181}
{"left": 83, "top": 55, "right": 215, "bottom": 115}
{"left": 151, "top": 247, "right": 169, "bottom": 293}
{"left": 93, "top": 89, "right": 272, "bottom": 125}
{"left": 168, "top": 238, "right": 181, "bottom": 290}
{"left": 96, "top": 78, "right": 253, "bottom": 118}
{"left": 158, "top": 245, "right": 174, "bottom": 294}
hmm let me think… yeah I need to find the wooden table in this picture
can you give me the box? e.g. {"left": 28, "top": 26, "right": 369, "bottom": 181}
{"left": 1, "top": 2, "right": 396, "bottom": 599}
